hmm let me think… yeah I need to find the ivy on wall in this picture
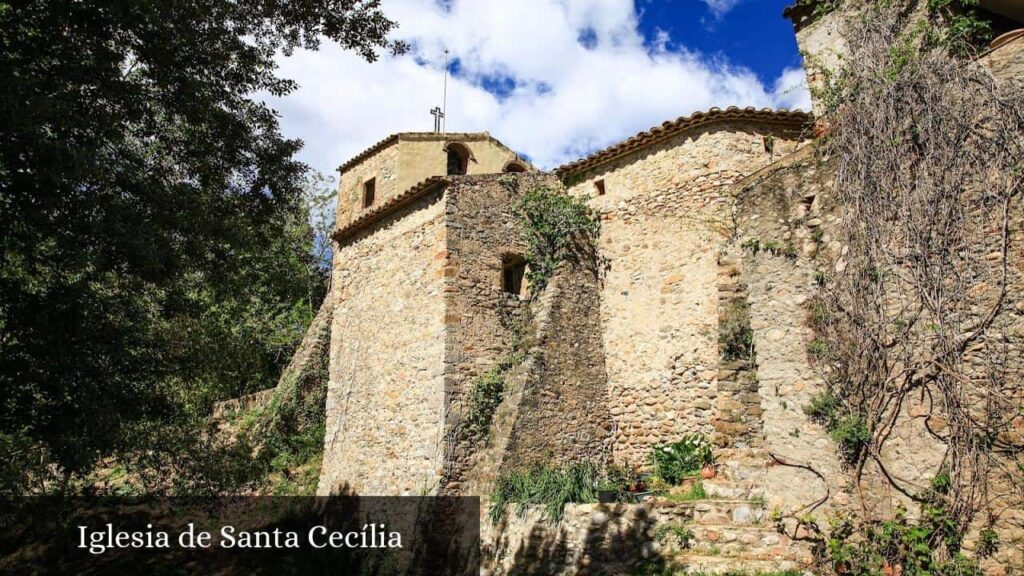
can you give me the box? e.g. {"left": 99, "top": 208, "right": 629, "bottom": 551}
{"left": 513, "top": 186, "right": 601, "bottom": 298}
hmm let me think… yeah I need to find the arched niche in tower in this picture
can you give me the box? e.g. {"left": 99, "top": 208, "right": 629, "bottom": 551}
{"left": 445, "top": 142, "right": 472, "bottom": 176}
{"left": 502, "top": 160, "right": 528, "bottom": 173}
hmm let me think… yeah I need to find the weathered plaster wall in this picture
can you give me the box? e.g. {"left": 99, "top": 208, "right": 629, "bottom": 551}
{"left": 564, "top": 123, "right": 808, "bottom": 466}
{"left": 319, "top": 191, "right": 448, "bottom": 496}
{"left": 335, "top": 135, "right": 526, "bottom": 231}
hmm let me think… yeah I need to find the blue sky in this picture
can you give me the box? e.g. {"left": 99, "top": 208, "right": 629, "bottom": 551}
{"left": 267, "top": 0, "right": 809, "bottom": 175}
{"left": 636, "top": 0, "right": 803, "bottom": 86}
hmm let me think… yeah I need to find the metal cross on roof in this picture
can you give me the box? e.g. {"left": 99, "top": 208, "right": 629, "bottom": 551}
{"left": 431, "top": 106, "right": 445, "bottom": 133}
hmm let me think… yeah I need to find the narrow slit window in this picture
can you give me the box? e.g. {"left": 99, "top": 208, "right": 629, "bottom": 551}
{"left": 502, "top": 255, "right": 527, "bottom": 296}
{"left": 363, "top": 178, "right": 376, "bottom": 208}
{"left": 594, "top": 179, "right": 606, "bottom": 196}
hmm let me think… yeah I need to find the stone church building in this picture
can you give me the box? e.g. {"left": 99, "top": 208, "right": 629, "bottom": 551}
{"left": 236, "top": 1, "right": 1024, "bottom": 572}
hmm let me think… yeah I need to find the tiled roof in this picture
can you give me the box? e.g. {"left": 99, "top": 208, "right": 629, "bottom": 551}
{"left": 337, "top": 134, "right": 401, "bottom": 174}
{"left": 555, "top": 106, "right": 812, "bottom": 177}
{"left": 337, "top": 132, "right": 531, "bottom": 174}
{"left": 331, "top": 176, "right": 448, "bottom": 243}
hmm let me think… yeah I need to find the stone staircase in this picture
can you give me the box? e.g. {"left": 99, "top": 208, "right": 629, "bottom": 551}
{"left": 486, "top": 449, "right": 816, "bottom": 575}
{"left": 650, "top": 448, "right": 816, "bottom": 574}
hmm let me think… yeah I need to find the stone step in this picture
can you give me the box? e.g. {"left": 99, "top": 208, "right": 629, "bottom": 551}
{"left": 652, "top": 498, "right": 767, "bottom": 525}
{"left": 685, "top": 527, "right": 812, "bottom": 561}
{"left": 701, "top": 479, "right": 766, "bottom": 500}
{"left": 665, "top": 555, "right": 814, "bottom": 574}
{"left": 688, "top": 500, "right": 767, "bottom": 526}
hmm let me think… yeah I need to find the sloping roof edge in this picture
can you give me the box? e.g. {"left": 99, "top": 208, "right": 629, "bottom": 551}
{"left": 337, "top": 132, "right": 533, "bottom": 174}
{"left": 554, "top": 106, "right": 813, "bottom": 177}
{"left": 331, "top": 176, "right": 448, "bottom": 243}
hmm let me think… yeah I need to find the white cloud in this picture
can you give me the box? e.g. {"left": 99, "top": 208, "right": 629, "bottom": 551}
{"left": 770, "top": 67, "right": 813, "bottom": 111}
{"left": 700, "top": 0, "right": 744, "bottom": 18}
{"left": 265, "top": 0, "right": 810, "bottom": 173}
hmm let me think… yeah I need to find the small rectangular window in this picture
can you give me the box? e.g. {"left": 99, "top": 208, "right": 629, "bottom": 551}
{"left": 594, "top": 179, "right": 606, "bottom": 196}
{"left": 363, "top": 178, "right": 376, "bottom": 208}
{"left": 502, "top": 256, "right": 527, "bottom": 296}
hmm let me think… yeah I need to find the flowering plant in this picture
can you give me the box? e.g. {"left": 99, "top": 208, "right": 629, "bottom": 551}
{"left": 647, "top": 434, "right": 714, "bottom": 485}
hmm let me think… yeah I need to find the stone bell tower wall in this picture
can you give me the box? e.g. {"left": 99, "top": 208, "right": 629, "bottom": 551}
{"left": 335, "top": 134, "right": 526, "bottom": 230}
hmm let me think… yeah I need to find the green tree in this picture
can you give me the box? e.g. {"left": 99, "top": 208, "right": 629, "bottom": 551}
{"left": 0, "top": 0, "right": 400, "bottom": 493}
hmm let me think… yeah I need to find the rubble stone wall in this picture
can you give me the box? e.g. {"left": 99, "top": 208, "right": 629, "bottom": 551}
{"left": 564, "top": 123, "right": 808, "bottom": 467}
{"left": 336, "top": 142, "right": 401, "bottom": 230}
{"left": 441, "top": 173, "right": 610, "bottom": 492}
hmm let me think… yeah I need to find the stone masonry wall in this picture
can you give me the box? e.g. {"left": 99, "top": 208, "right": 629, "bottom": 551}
{"left": 732, "top": 157, "right": 856, "bottom": 520}
{"left": 713, "top": 250, "right": 764, "bottom": 449}
{"left": 564, "top": 123, "right": 809, "bottom": 467}
{"left": 439, "top": 173, "right": 543, "bottom": 491}
{"left": 733, "top": 150, "right": 1024, "bottom": 567}
{"left": 337, "top": 135, "right": 524, "bottom": 231}
{"left": 319, "top": 190, "right": 448, "bottom": 496}
{"left": 336, "top": 142, "right": 400, "bottom": 231}
{"left": 502, "top": 259, "right": 611, "bottom": 469}
{"left": 441, "top": 173, "right": 610, "bottom": 492}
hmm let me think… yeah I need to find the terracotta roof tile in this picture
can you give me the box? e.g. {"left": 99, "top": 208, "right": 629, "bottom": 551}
{"left": 332, "top": 176, "right": 448, "bottom": 243}
{"left": 336, "top": 132, "right": 532, "bottom": 174}
{"left": 554, "top": 106, "right": 813, "bottom": 177}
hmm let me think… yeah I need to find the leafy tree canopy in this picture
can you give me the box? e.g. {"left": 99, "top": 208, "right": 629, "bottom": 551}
{"left": 0, "top": 0, "right": 402, "bottom": 492}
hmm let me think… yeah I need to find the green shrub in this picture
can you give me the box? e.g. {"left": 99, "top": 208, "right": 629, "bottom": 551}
{"left": 807, "top": 299, "right": 831, "bottom": 329}
{"left": 804, "top": 392, "right": 870, "bottom": 465}
{"left": 648, "top": 434, "right": 714, "bottom": 485}
{"left": 489, "top": 461, "right": 599, "bottom": 523}
{"left": 927, "top": 0, "right": 993, "bottom": 55}
{"left": 977, "top": 527, "right": 999, "bottom": 558}
{"left": 803, "top": 391, "right": 841, "bottom": 425}
{"left": 720, "top": 301, "right": 754, "bottom": 362}
{"left": 514, "top": 187, "right": 601, "bottom": 297}
{"left": 830, "top": 414, "right": 871, "bottom": 464}
{"left": 806, "top": 339, "right": 829, "bottom": 359}
{"left": 654, "top": 523, "right": 694, "bottom": 547}
{"left": 603, "top": 463, "right": 642, "bottom": 491}
{"left": 464, "top": 367, "right": 507, "bottom": 435}
{"left": 826, "top": 504, "right": 982, "bottom": 576}
{"left": 663, "top": 480, "right": 707, "bottom": 502}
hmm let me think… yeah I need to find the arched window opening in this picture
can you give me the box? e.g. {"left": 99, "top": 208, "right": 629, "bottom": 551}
{"left": 501, "top": 254, "right": 527, "bottom": 297}
{"left": 446, "top": 143, "right": 470, "bottom": 176}
{"left": 503, "top": 161, "right": 527, "bottom": 173}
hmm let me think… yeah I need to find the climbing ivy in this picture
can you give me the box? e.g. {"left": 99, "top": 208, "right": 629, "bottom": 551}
{"left": 513, "top": 187, "right": 601, "bottom": 298}
{"left": 823, "top": 475, "right": 992, "bottom": 576}
{"left": 926, "top": 0, "right": 993, "bottom": 55}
